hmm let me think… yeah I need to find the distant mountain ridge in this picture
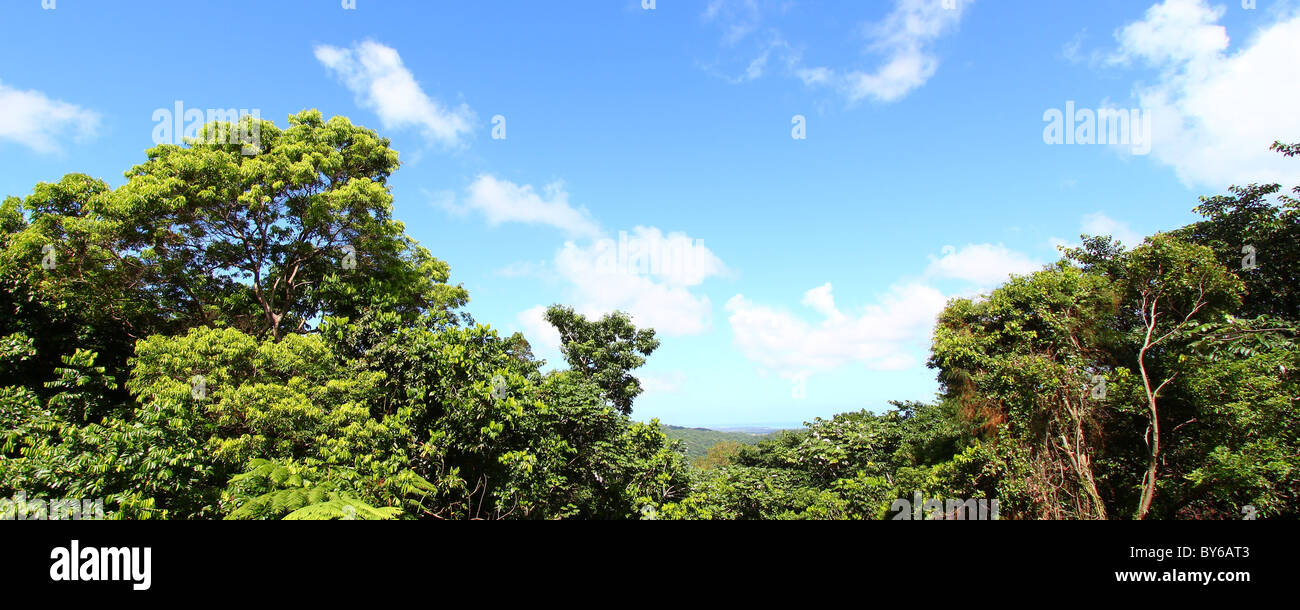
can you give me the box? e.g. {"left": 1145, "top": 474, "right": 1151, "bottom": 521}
{"left": 660, "top": 425, "right": 785, "bottom": 459}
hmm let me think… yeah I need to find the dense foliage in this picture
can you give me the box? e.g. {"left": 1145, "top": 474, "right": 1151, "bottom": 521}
{"left": 1, "top": 111, "right": 687, "bottom": 519}
{"left": 656, "top": 143, "right": 1298, "bottom": 520}
{"left": 2, "top": 113, "right": 1294, "bottom": 519}
{"left": 660, "top": 425, "right": 772, "bottom": 461}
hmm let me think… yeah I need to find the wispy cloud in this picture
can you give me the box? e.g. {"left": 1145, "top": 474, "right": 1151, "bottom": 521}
{"left": 704, "top": 0, "right": 764, "bottom": 45}
{"left": 440, "top": 175, "right": 603, "bottom": 239}
{"left": 315, "top": 40, "right": 475, "bottom": 147}
{"left": 834, "top": 0, "right": 972, "bottom": 103}
{"left": 0, "top": 80, "right": 99, "bottom": 154}
{"left": 726, "top": 238, "right": 1041, "bottom": 380}
{"left": 1050, "top": 212, "right": 1146, "bottom": 251}
{"left": 1081, "top": 212, "right": 1143, "bottom": 248}
{"left": 702, "top": 0, "right": 973, "bottom": 103}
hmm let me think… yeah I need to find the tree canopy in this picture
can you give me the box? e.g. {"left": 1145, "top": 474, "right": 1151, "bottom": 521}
{"left": 2, "top": 113, "right": 1294, "bottom": 520}
{"left": 1, "top": 111, "right": 684, "bottom": 520}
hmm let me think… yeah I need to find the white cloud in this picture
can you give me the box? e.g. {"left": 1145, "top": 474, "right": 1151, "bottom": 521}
{"left": 700, "top": 1, "right": 799, "bottom": 85}
{"left": 808, "top": 0, "right": 971, "bottom": 103}
{"left": 463, "top": 173, "right": 730, "bottom": 344}
{"left": 315, "top": 40, "right": 474, "bottom": 147}
{"left": 550, "top": 232, "right": 721, "bottom": 336}
{"left": 512, "top": 223, "right": 727, "bottom": 347}
{"left": 702, "top": 0, "right": 971, "bottom": 102}
{"left": 925, "top": 243, "right": 1042, "bottom": 287}
{"left": 449, "top": 175, "right": 602, "bottom": 238}
{"left": 1081, "top": 212, "right": 1144, "bottom": 247}
{"left": 0, "top": 80, "right": 99, "bottom": 154}
{"left": 733, "top": 36, "right": 794, "bottom": 83}
{"left": 796, "top": 66, "right": 833, "bottom": 86}
{"left": 1048, "top": 236, "right": 1075, "bottom": 253}
{"left": 725, "top": 240, "right": 1048, "bottom": 379}
{"left": 801, "top": 282, "right": 845, "bottom": 323}
{"left": 703, "top": 0, "right": 763, "bottom": 45}
{"left": 1063, "top": 30, "right": 1090, "bottom": 64}
{"left": 1051, "top": 212, "right": 1147, "bottom": 252}
{"left": 725, "top": 282, "right": 948, "bottom": 378}
{"left": 587, "top": 226, "right": 728, "bottom": 287}
{"left": 1109, "top": 0, "right": 1228, "bottom": 68}
{"left": 1105, "top": 0, "right": 1300, "bottom": 187}
{"left": 517, "top": 305, "right": 562, "bottom": 351}
{"left": 466, "top": 176, "right": 725, "bottom": 345}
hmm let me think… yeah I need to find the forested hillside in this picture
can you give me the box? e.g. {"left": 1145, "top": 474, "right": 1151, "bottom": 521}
{"left": 2, "top": 112, "right": 1295, "bottom": 519}
{"left": 660, "top": 425, "right": 773, "bottom": 460}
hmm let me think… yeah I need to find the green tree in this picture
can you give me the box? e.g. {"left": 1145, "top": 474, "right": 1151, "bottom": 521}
{"left": 1120, "top": 235, "right": 1243, "bottom": 519}
{"left": 3, "top": 111, "right": 466, "bottom": 344}
{"left": 693, "top": 439, "right": 744, "bottom": 470}
{"left": 0, "top": 111, "right": 686, "bottom": 521}
{"left": 544, "top": 305, "right": 659, "bottom": 415}
{"left": 930, "top": 264, "right": 1118, "bottom": 518}
{"left": 1174, "top": 141, "right": 1300, "bottom": 319}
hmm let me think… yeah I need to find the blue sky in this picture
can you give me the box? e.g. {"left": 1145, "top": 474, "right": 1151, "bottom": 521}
{"left": 3, "top": 0, "right": 1299, "bottom": 427}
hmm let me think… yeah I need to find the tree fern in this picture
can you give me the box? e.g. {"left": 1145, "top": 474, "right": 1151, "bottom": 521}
{"left": 283, "top": 496, "right": 402, "bottom": 520}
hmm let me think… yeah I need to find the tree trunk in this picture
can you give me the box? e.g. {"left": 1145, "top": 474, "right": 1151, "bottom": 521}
{"left": 1135, "top": 298, "right": 1161, "bottom": 520}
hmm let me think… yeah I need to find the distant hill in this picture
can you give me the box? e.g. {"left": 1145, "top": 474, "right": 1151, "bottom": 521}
{"left": 661, "top": 425, "right": 782, "bottom": 459}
